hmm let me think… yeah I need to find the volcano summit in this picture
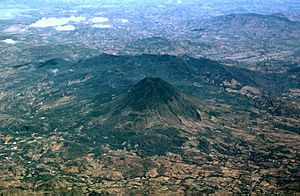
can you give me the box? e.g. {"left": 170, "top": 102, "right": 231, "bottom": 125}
{"left": 97, "top": 77, "right": 202, "bottom": 130}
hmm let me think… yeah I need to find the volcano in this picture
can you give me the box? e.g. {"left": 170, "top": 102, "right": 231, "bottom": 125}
{"left": 98, "top": 77, "right": 202, "bottom": 130}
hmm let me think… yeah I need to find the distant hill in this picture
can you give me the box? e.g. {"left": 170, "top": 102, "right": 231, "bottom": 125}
{"left": 186, "top": 13, "right": 300, "bottom": 69}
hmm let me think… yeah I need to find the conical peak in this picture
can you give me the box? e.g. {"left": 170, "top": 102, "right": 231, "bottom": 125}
{"left": 103, "top": 77, "right": 202, "bottom": 130}
{"left": 125, "top": 77, "right": 181, "bottom": 110}
{"left": 134, "top": 77, "right": 179, "bottom": 96}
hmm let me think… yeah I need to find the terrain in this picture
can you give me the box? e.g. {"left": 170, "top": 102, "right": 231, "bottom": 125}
{"left": 0, "top": 0, "right": 300, "bottom": 194}
{"left": 0, "top": 54, "right": 299, "bottom": 194}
